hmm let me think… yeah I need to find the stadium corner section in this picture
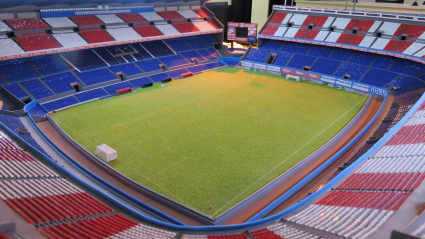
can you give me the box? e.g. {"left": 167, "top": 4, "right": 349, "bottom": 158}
{"left": 16, "top": 81, "right": 386, "bottom": 231}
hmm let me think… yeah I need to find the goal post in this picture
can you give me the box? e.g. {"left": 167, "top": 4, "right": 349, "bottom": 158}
{"left": 287, "top": 75, "right": 300, "bottom": 82}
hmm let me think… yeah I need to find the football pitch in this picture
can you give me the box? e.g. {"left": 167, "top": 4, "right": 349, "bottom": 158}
{"left": 52, "top": 68, "right": 367, "bottom": 216}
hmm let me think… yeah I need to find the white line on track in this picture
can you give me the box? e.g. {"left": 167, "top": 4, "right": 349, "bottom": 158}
{"left": 211, "top": 98, "right": 365, "bottom": 216}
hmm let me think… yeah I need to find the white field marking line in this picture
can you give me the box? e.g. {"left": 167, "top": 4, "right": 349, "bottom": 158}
{"left": 115, "top": 124, "right": 190, "bottom": 178}
{"left": 137, "top": 131, "right": 188, "bottom": 160}
{"left": 211, "top": 98, "right": 365, "bottom": 216}
{"left": 309, "top": 87, "right": 323, "bottom": 95}
{"left": 118, "top": 122, "right": 172, "bottom": 148}
{"left": 128, "top": 166, "right": 192, "bottom": 207}
{"left": 60, "top": 120, "right": 189, "bottom": 207}
{"left": 115, "top": 137, "right": 147, "bottom": 157}
{"left": 147, "top": 157, "right": 189, "bottom": 179}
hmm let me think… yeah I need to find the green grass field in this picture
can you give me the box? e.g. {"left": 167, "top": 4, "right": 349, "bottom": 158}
{"left": 52, "top": 68, "right": 367, "bottom": 216}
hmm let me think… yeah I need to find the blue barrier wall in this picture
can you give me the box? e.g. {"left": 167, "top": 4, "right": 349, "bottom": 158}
{"left": 24, "top": 100, "right": 49, "bottom": 113}
{"left": 239, "top": 60, "right": 388, "bottom": 98}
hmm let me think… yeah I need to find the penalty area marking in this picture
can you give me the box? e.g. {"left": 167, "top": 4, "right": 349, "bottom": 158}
{"left": 211, "top": 98, "right": 366, "bottom": 216}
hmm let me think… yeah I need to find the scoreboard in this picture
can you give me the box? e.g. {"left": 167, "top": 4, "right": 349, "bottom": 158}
{"left": 227, "top": 22, "right": 258, "bottom": 43}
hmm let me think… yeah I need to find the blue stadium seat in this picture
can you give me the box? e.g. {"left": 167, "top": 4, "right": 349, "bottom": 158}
{"left": 371, "top": 55, "right": 395, "bottom": 70}
{"left": 333, "top": 62, "right": 369, "bottom": 81}
{"left": 75, "top": 88, "right": 108, "bottom": 102}
{"left": 197, "top": 49, "right": 217, "bottom": 60}
{"left": 183, "top": 37, "right": 208, "bottom": 49}
{"left": 117, "top": 44, "right": 145, "bottom": 61}
{"left": 103, "top": 82, "right": 133, "bottom": 94}
{"left": 206, "top": 48, "right": 219, "bottom": 56}
{"left": 329, "top": 48, "right": 355, "bottom": 61}
{"left": 74, "top": 68, "right": 117, "bottom": 86}
{"left": 0, "top": 60, "right": 39, "bottom": 84}
{"left": 168, "top": 68, "right": 189, "bottom": 78}
{"left": 135, "top": 59, "right": 163, "bottom": 73}
{"left": 180, "top": 51, "right": 207, "bottom": 62}
{"left": 159, "top": 55, "right": 190, "bottom": 67}
{"left": 387, "top": 75, "right": 424, "bottom": 91}
{"left": 419, "top": 73, "right": 425, "bottom": 82}
{"left": 129, "top": 43, "right": 153, "bottom": 59}
{"left": 186, "top": 65, "right": 208, "bottom": 73}
{"left": 389, "top": 59, "right": 425, "bottom": 77}
{"left": 165, "top": 39, "right": 192, "bottom": 52}
{"left": 42, "top": 72, "right": 79, "bottom": 94}
{"left": 221, "top": 58, "right": 238, "bottom": 66}
{"left": 109, "top": 63, "right": 143, "bottom": 76}
{"left": 120, "top": 55, "right": 135, "bottom": 63}
{"left": 129, "top": 77, "right": 153, "bottom": 88}
{"left": 349, "top": 51, "right": 377, "bottom": 66}
{"left": 28, "top": 105, "right": 48, "bottom": 117}
{"left": 141, "top": 41, "right": 175, "bottom": 58}
{"left": 280, "top": 42, "right": 311, "bottom": 55}
{"left": 199, "top": 35, "right": 217, "bottom": 45}
{"left": 29, "top": 55, "right": 70, "bottom": 76}
{"left": 3, "top": 84, "right": 28, "bottom": 99}
{"left": 360, "top": 69, "right": 399, "bottom": 87}
{"left": 308, "top": 45, "right": 334, "bottom": 58}
{"left": 311, "top": 58, "right": 341, "bottom": 76}
{"left": 273, "top": 52, "right": 293, "bottom": 67}
{"left": 205, "top": 62, "right": 225, "bottom": 69}
{"left": 93, "top": 48, "right": 121, "bottom": 66}
{"left": 0, "top": 113, "right": 47, "bottom": 155}
{"left": 244, "top": 49, "right": 270, "bottom": 63}
{"left": 260, "top": 40, "right": 284, "bottom": 51}
{"left": 61, "top": 50, "right": 108, "bottom": 72}
{"left": 286, "top": 54, "right": 317, "bottom": 69}
{"left": 20, "top": 79, "right": 54, "bottom": 99}
{"left": 149, "top": 73, "right": 171, "bottom": 82}
{"left": 43, "top": 96, "right": 79, "bottom": 111}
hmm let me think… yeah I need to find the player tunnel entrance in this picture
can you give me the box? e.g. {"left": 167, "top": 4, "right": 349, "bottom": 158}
{"left": 70, "top": 82, "right": 82, "bottom": 93}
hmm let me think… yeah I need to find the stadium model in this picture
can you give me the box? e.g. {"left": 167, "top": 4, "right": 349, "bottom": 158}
{"left": 1, "top": 0, "right": 425, "bottom": 238}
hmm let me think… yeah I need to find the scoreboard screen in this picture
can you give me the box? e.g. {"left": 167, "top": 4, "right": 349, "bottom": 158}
{"left": 227, "top": 22, "right": 258, "bottom": 42}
